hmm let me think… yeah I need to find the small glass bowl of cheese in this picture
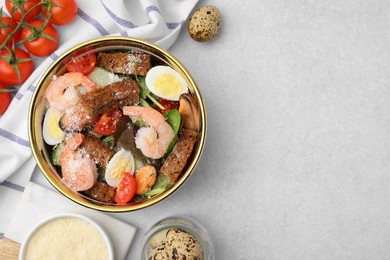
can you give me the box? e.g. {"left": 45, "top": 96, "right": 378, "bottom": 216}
{"left": 19, "top": 213, "right": 114, "bottom": 260}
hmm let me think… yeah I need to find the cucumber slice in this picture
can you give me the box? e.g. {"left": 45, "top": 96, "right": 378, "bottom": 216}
{"left": 52, "top": 143, "right": 63, "bottom": 166}
{"left": 88, "top": 67, "right": 124, "bottom": 87}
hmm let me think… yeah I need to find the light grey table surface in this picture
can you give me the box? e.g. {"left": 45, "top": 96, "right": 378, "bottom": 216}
{"left": 33, "top": 0, "right": 390, "bottom": 259}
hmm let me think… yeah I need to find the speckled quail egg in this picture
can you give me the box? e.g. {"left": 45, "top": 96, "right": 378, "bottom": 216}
{"left": 148, "top": 230, "right": 168, "bottom": 249}
{"left": 42, "top": 107, "right": 65, "bottom": 145}
{"left": 188, "top": 5, "right": 221, "bottom": 42}
{"left": 165, "top": 228, "right": 204, "bottom": 260}
{"left": 105, "top": 149, "right": 135, "bottom": 187}
{"left": 148, "top": 242, "right": 169, "bottom": 260}
{"left": 145, "top": 65, "right": 188, "bottom": 101}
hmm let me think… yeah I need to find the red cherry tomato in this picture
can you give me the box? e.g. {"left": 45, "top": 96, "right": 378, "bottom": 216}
{"left": 156, "top": 98, "right": 179, "bottom": 114}
{"left": 21, "top": 19, "right": 59, "bottom": 57}
{"left": 0, "top": 83, "right": 12, "bottom": 115}
{"left": 115, "top": 173, "right": 137, "bottom": 205}
{"left": 0, "top": 48, "right": 34, "bottom": 86}
{"left": 44, "top": 0, "right": 78, "bottom": 25}
{"left": 5, "top": 0, "right": 42, "bottom": 22}
{"left": 94, "top": 108, "right": 122, "bottom": 136}
{"left": 66, "top": 52, "right": 96, "bottom": 75}
{"left": 0, "top": 17, "right": 20, "bottom": 47}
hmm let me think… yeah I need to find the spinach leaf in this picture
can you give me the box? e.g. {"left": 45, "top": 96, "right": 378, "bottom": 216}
{"left": 164, "top": 109, "right": 181, "bottom": 156}
{"left": 143, "top": 173, "right": 173, "bottom": 197}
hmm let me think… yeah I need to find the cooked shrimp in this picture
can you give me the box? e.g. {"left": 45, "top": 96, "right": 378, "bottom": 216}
{"left": 59, "top": 103, "right": 95, "bottom": 132}
{"left": 135, "top": 165, "right": 157, "bottom": 195}
{"left": 60, "top": 133, "right": 98, "bottom": 191}
{"left": 45, "top": 72, "right": 97, "bottom": 111}
{"left": 122, "top": 106, "right": 174, "bottom": 159}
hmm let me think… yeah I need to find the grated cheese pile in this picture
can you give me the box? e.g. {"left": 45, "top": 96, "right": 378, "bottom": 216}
{"left": 23, "top": 217, "right": 109, "bottom": 260}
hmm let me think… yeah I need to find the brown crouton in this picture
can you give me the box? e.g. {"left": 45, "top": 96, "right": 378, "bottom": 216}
{"left": 79, "top": 79, "right": 140, "bottom": 115}
{"left": 60, "top": 79, "right": 140, "bottom": 132}
{"left": 161, "top": 128, "right": 198, "bottom": 182}
{"left": 79, "top": 134, "right": 114, "bottom": 168}
{"left": 83, "top": 181, "right": 116, "bottom": 203}
{"left": 97, "top": 52, "right": 151, "bottom": 76}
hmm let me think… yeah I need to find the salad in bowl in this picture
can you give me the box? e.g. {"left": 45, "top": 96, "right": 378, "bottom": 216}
{"left": 29, "top": 37, "right": 206, "bottom": 211}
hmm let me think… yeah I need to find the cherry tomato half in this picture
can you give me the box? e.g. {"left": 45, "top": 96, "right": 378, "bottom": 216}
{"left": 155, "top": 98, "right": 179, "bottom": 114}
{"left": 0, "top": 48, "right": 34, "bottom": 86}
{"left": 0, "top": 83, "right": 12, "bottom": 115}
{"left": 115, "top": 173, "right": 136, "bottom": 205}
{"left": 5, "top": 0, "right": 42, "bottom": 22}
{"left": 66, "top": 52, "right": 96, "bottom": 75}
{"left": 94, "top": 108, "right": 122, "bottom": 136}
{"left": 21, "top": 19, "right": 59, "bottom": 57}
{"left": 0, "top": 17, "right": 20, "bottom": 47}
{"left": 44, "top": 0, "right": 78, "bottom": 25}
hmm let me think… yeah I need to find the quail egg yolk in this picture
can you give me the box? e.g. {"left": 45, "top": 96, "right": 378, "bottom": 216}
{"left": 145, "top": 65, "right": 188, "bottom": 101}
{"left": 43, "top": 107, "right": 64, "bottom": 145}
{"left": 47, "top": 111, "right": 63, "bottom": 139}
{"left": 153, "top": 74, "right": 183, "bottom": 99}
{"left": 105, "top": 149, "right": 135, "bottom": 187}
{"left": 110, "top": 158, "right": 132, "bottom": 179}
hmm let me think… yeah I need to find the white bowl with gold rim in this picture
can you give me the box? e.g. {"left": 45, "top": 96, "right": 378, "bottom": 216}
{"left": 28, "top": 36, "right": 207, "bottom": 212}
{"left": 19, "top": 213, "right": 114, "bottom": 260}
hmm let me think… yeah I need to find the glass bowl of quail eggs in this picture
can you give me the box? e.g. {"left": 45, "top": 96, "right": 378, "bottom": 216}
{"left": 140, "top": 216, "right": 214, "bottom": 260}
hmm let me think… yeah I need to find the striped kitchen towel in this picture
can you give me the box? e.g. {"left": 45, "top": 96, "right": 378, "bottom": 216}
{"left": 0, "top": 0, "right": 198, "bottom": 236}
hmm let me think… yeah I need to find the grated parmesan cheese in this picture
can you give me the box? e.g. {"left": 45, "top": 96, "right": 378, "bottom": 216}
{"left": 23, "top": 217, "right": 109, "bottom": 260}
{"left": 126, "top": 54, "right": 142, "bottom": 72}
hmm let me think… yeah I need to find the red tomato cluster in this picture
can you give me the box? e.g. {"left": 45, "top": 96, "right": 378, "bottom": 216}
{"left": 0, "top": 0, "right": 78, "bottom": 115}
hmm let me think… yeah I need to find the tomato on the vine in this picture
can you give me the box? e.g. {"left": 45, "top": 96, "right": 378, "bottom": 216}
{"left": 5, "top": 0, "right": 42, "bottom": 22}
{"left": 155, "top": 98, "right": 179, "bottom": 114}
{"left": 21, "top": 19, "right": 59, "bottom": 57}
{"left": 0, "top": 83, "right": 12, "bottom": 115}
{"left": 0, "top": 48, "right": 34, "bottom": 86}
{"left": 0, "top": 17, "right": 20, "bottom": 47}
{"left": 66, "top": 52, "right": 96, "bottom": 75}
{"left": 94, "top": 108, "right": 122, "bottom": 136}
{"left": 115, "top": 173, "right": 137, "bottom": 205}
{"left": 44, "top": 0, "right": 78, "bottom": 26}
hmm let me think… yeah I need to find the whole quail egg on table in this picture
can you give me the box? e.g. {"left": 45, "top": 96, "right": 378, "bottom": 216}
{"left": 188, "top": 5, "right": 221, "bottom": 42}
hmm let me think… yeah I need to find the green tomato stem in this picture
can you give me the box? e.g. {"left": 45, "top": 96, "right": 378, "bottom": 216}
{"left": 0, "top": 88, "right": 17, "bottom": 92}
{"left": 0, "top": 3, "right": 47, "bottom": 50}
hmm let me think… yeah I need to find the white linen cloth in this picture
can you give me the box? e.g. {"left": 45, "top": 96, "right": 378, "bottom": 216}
{"left": 0, "top": 0, "right": 199, "bottom": 238}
